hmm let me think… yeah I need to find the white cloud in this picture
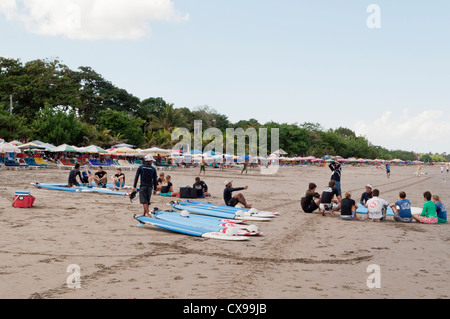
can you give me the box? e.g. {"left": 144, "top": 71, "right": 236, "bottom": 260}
{"left": 354, "top": 109, "right": 450, "bottom": 153}
{"left": 0, "top": 0, "right": 189, "bottom": 40}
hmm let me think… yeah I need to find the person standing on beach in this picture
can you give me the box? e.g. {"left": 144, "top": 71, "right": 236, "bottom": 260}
{"left": 133, "top": 154, "right": 158, "bottom": 217}
{"left": 328, "top": 161, "right": 342, "bottom": 196}
{"left": 241, "top": 160, "right": 248, "bottom": 175}
{"left": 385, "top": 163, "right": 391, "bottom": 178}
{"left": 199, "top": 156, "right": 206, "bottom": 176}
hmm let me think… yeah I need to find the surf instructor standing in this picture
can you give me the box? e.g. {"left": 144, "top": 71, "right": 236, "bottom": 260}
{"left": 133, "top": 154, "right": 158, "bottom": 217}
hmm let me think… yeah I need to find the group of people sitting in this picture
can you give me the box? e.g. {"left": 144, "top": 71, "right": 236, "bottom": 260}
{"left": 68, "top": 164, "right": 126, "bottom": 189}
{"left": 301, "top": 182, "right": 447, "bottom": 224}
{"left": 154, "top": 172, "right": 211, "bottom": 198}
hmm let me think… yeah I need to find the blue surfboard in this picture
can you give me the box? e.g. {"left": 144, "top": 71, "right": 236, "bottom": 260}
{"left": 134, "top": 215, "right": 248, "bottom": 241}
{"left": 356, "top": 205, "right": 394, "bottom": 216}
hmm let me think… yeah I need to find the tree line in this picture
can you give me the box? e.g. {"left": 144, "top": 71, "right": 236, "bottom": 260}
{"left": 0, "top": 57, "right": 447, "bottom": 162}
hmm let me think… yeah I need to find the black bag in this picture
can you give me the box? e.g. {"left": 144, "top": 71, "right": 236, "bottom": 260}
{"left": 178, "top": 187, "right": 198, "bottom": 198}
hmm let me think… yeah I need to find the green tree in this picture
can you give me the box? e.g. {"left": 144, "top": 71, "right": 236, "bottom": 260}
{"left": 96, "top": 109, "right": 146, "bottom": 147}
{"left": 31, "top": 105, "right": 86, "bottom": 145}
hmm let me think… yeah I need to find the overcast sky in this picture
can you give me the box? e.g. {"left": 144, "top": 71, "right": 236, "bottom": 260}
{"left": 1, "top": 0, "right": 449, "bottom": 154}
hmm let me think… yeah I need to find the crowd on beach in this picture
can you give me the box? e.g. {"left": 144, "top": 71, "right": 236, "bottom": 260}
{"left": 300, "top": 161, "right": 447, "bottom": 224}
{"left": 66, "top": 154, "right": 253, "bottom": 218}
{"left": 61, "top": 154, "right": 448, "bottom": 224}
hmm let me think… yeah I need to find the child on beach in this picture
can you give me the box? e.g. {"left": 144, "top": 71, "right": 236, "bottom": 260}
{"left": 385, "top": 163, "right": 391, "bottom": 178}
{"left": 112, "top": 168, "right": 125, "bottom": 189}
{"left": 432, "top": 195, "right": 447, "bottom": 224}
{"left": 390, "top": 191, "right": 413, "bottom": 223}
{"left": 340, "top": 191, "right": 359, "bottom": 220}
{"left": 413, "top": 191, "right": 438, "bottom": 224}
{"left": 159, "top": 175, "right": 178, "bottom": 197}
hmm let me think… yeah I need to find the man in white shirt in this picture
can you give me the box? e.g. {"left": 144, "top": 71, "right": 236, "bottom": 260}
{"left": 366, "top": 189, "right": 389, "bottom": 221}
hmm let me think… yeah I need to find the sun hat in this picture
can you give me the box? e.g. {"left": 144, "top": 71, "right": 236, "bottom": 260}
{"left": 224, "top": 180, "right": 233, "bottom": 187}
{"left": 366, "top": 184, "right": 373, "bottom": 189}
{"left": 144, "top": 154, "right": 155, "bottom": 162}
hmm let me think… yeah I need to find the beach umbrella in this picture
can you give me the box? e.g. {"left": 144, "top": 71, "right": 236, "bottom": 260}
{"left": 112, "top": 143, "right": 135, "bottom": 149}
{"left": 272, "top": 149, "right": 287, "bottom": 156}
{"left": 115, "top": 147, "right": 137, "bottom": 153}
{"left": 190, "top": 149, "right": 203, "bottom": 155}
{"left": 83, "top": 145, "right": 108, "bottom": 153}
{"left": 141, "top": 147, "right": 171, "bottom": 155}
{"left": 8, "top": 140, "right": 23, "bottom": 146}
{"left": 52, "top": 144, "right": 78, "bottom": 153}
{"left": 18, "top": 142, "right": 47, "bottom": 151}
{"left": 0, "top": 142, "right": 22, "bottom": 153}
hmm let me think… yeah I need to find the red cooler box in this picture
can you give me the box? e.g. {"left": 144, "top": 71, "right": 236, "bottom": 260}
{"left": 13, "top": 190, "right": 35, "bottom": 208}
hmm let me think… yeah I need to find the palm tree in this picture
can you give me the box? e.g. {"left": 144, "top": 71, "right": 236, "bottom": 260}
{"left": 147, "top": 104, "right": 186, "bottom": 132}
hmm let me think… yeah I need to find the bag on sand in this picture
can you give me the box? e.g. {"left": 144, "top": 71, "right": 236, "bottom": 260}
{"left": 177, "top": 187, "right": 198, "bottom": 199}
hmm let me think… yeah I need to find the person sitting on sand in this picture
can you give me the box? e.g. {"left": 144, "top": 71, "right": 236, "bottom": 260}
{"left": 432, "top": 195, "right": 447, "bottom": 224}
{"left": 112, "top": 168, "right": 125, "bottom": 189}
{"left": 390, "top": 191, "right": 413, "bottom": 223}
{"left": 156, "top": 172, "right": 165, "bottom": 191}
{"left": 193, "top": 177, "right": 210, "bottom": 198}
{"left": 68, "top": 163, "right": 83, "bottom": 187}
{"left": 413, "top": 191, "right": 438, "bottom": 224}
{"left": 340, "top": 191, "right": 359, "bottom": 220}
{"left": 360, "top": 184, "right": 373, "bottom": 207}
{"left": 93, "top": 166, "right": 108, "bottom": 188}
{"left": 159, "top": 175, "right": 178, "bottom": 197}
{"left": 366, "top": 189, "right": 389, "bottom": 221}
{"left": 300, "top": 183, "right": 323, "bottom": 214}
{"left": 223, "top": 180, "right": 251, "bottom": 208}
{"left": 319, "top": 180, "right": 341, "bottom": 217}
{"left": 81, "top": 166, "right": 92, "bottom": 185}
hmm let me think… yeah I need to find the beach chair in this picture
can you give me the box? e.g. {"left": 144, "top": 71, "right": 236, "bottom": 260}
{"left": 35, "top": 158, "right": 57, "bottom": 166}
{"left": 24, "top": 158, "right": 44, "bottom": 167}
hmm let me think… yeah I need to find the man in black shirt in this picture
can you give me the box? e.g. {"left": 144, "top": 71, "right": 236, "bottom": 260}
{"left": 93, "top": 166, "right": 108, "bottom": 188}
{"left": 133, "top": 155, "right": 158, "bottom": 217}
{"left": 319, "top": 180, "right": 341, "bottom": 217}
{"left": 360, "top": 184, "right": 373, "bottom": 207}
{"left": 223, "top": 180, "right": 251, "bottom": 208}
{"left": 68, "top": 163, "right": 83, "bottom": 187}
{"left": 300, "top": 182, "right": 322, "bottom": 213}
{"left": 193, "top": 177, "right": 210, "bottom": 198}
{"left": 329, "top": 161, "right": 342, "bottom": 196}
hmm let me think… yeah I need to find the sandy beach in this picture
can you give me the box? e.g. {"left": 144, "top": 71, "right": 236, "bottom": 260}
{"left": 0, "top": 164, "right": 449, "bottom": 299}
